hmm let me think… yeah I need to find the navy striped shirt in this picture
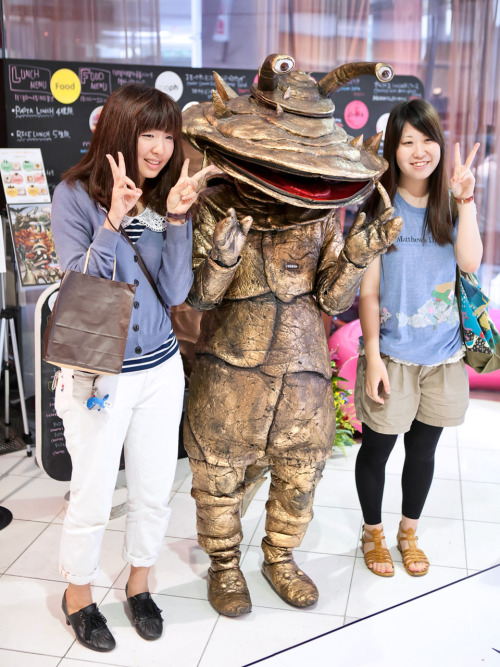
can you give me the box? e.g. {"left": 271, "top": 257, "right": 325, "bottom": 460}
{"left": 121, "top": 220, "right": 179, "bottom": 373}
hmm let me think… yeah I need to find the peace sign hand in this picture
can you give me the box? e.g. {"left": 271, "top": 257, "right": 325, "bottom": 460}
{"left": 450, "top": 142, "right": 480, "bottom": 200}
{"left": 166, "top": 159, "right": 223, "bottom": 216}
{"left": 106, "top": 152, "right": 142, "bottom": 229}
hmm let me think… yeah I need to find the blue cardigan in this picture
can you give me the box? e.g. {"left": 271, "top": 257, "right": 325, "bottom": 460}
{"left": 51, "top": 180, "right": 193, "bottom": 361}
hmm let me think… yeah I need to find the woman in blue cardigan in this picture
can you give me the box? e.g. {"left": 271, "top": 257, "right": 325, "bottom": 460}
{"left": 51, "top": 83, "right": 219, "bottom": 652}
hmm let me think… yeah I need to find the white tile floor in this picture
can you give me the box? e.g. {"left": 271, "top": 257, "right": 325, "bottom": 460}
{"left": 0, "top": 395, "right": 499, "bottom": 667}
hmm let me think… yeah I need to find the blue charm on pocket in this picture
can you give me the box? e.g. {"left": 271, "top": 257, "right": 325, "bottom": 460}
{"left": 86, "top": 394, "right": 111, "bottom": 411}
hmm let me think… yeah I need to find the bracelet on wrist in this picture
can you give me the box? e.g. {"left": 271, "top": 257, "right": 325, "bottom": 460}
{"left": 454, "top": 195, "right": 474, "bottom": 205}
{"left": 106, "top": 214, "right": 120, "bottom": 232}
{"left": 166, "top": 211, "right": 188, "bottom": 221}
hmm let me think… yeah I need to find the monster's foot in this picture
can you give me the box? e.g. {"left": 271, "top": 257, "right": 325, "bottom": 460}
{"left": 261, "top": 560, "right": 318, "bottom": 608}
{"left": 207, "top": 567, "right": 252, "bottom": 617}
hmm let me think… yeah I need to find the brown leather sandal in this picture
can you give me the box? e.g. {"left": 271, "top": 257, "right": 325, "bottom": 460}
{"left": 360, "top": 526, "right": 394, "bottom": 577}
{"left": 397, "top": 524, "right": 429, "bottom": 577}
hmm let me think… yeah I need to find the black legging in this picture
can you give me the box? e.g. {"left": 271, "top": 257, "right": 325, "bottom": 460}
{"left": 355, "top": 420, "right": 443, "bottom": 525}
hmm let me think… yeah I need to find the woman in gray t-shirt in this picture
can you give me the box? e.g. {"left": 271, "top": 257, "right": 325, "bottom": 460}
{"left": 354, "top": 98, "right": 482, "bottom": 578}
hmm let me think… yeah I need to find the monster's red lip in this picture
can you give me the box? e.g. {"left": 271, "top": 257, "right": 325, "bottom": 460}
{"left": 218, "top": 154, "right": 371, "bottom": 202}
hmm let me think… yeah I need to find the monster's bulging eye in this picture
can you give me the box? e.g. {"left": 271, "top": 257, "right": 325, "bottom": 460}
{"left": 375, "top": 64, "right": 394, "bottom": 82}
{"left": 272, "top": 56, "right": 295, "bottom": 74}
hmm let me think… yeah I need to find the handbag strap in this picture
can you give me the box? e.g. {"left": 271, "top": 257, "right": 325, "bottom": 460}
{"left": 119, "top": 227, "right": 165, "bottom": 308}
{"left": 455, "top": 264, "right": 464, "bottom": 337}
{"left": 83, "top": 248, "right": 117, "bottom": 280}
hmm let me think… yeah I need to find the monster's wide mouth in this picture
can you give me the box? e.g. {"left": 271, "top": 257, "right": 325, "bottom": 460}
{"left": 213, "top": 152, "right": 371, "bottom": 203}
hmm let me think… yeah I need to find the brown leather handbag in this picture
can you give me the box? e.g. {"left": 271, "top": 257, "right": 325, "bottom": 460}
{"left": 42, "top": 248, "right": 136, "bottom": 374}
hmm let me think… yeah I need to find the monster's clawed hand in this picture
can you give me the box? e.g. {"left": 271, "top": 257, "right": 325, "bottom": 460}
{"left": 210, "top": 208, "right": 253, "bottom": 268}
{"left": 343, "top": 181, "right": 403, "bottom": 268}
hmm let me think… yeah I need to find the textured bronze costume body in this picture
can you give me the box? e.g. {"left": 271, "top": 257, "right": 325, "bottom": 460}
{"left": 182, "top": 55, "right": 402, "bottom": 616}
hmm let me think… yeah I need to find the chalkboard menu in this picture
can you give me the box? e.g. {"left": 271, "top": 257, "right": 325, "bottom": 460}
{"left": 34, "top": 283, "right": 71, "bottom": 481}
{"left": 2, "top": 57, "right": 424, "bottom": 195}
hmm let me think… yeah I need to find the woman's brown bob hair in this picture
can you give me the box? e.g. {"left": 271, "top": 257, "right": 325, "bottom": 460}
{"left": 363, "top": 97, "right": 456, "bottom": 245}
{"left": 64, "top": 83, "right": 184, "bottom": 215}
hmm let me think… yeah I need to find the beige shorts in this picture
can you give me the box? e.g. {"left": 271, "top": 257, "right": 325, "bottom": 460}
{"left": 354, "top": 354, "right": 469, "bottom": 435}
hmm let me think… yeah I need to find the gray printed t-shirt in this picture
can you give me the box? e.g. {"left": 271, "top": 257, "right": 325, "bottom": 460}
{"left": 375, "top": 192, "right": 461, "bottom": 365}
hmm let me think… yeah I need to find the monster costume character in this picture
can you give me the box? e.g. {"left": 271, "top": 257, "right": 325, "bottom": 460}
{"left": 182, "top": 54, "right": 402, "bottom": 616}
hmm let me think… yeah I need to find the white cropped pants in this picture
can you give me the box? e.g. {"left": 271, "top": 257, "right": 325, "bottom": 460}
{"left": 55, "top": 353, "right": 184, "bottom": 585}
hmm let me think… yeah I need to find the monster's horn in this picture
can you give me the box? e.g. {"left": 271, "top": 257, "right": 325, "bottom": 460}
{"left": 350, "top": 134, "right": 364, "bottom": 149}
{"left": 318, "top": 62, "right": 393, "bottom": 97}
{"left": 212, "top": 90, "right": 232, "bottom": 118}
{"left": 213, "top": 71, "right": 238, "bottom": 101}
{"left": 257, "top": 53, "right": 295, "bottom": 92}
{"left": 275, "top": 103, "right": 284, "bottom": 116}
{"left": 363, "top": 132, "right": 383, "bottom": 154}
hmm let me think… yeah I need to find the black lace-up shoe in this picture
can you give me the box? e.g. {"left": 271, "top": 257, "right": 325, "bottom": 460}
{"left": 62, "top": 591, "right": 116, "bottom": 652}
{"left": 125, "top": 584, "right": 163, "bottom": 641}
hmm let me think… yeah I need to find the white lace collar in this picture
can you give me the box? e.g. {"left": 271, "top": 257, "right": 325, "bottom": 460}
{"left": 122, "top": 207, "right": 168, "bottom": 232}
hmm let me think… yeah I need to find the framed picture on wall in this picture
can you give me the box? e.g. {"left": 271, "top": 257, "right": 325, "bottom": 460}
{"left": 6, "top": 202, "right": 62, "bottom": 286}
{"left": 0, "top": 148, "right": 51, "bottom": 205}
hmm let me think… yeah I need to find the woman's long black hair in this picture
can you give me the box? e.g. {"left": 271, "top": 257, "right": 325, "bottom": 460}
{"left": 363, "top": 98, "right": 455, "bottom": 245}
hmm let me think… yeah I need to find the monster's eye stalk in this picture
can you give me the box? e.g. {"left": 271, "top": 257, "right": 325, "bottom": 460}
{"left": 318, "top": 62, "right": 394, "bottom": 97}
{"left": 271, "top": 56, "right": 295, "bottom": 74}
{"left": 375, "top": 64, "right": 394, "bottom": 82}
{"left": 257, "top": 53, "right": 296, "bottom": 92}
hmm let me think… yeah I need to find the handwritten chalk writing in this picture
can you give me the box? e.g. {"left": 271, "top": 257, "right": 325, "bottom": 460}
{"left": 184, "top": 72, "right": 251, "bottom": 99}
{"left": 111, "top": 69, "right": 154, "bottom": 84}
{"left": 13, "top": 105, "right": 34, "bottom": 114}
{"left": 55, "top": 107, "right": 74, "bottom": 116}
{"left": 23, "top": 80, "right": 46, "bottom": 90}
{"left": 374, "top": 80, "right": 420, "bottom": 92}
{"left": 337, "top": 78, "right": 361, "bottom": 92}
{"left": 80, "top": 95, "right": 107, "bottom": 103}
{"left": 373, "top": 95, "right": 403, "bottom": 102}
{"left": 80, "top": 67, "right": 112, "bottom": 95}
{"left": 115, "top": 76, "right": 151, "bottom": 86}
{"left": 16, "top": 130, "right": 51, "bottom": 140}
{"left": 80, "top": 69, "right": 105, "bottom": 83}
{"left": 185, "top": 73, "right": 213, "bottom": 82}
{"left": 13, "top": 93, "right": 54, "bottom": 103}
{"left": 11, "top": 66, "right": 41, "bottom": 83}
{"left": 52, "top": 130, "right": 71, "bottom": 139}
{"left": 11, "top": 105, "right": 54, "bottom": 119}
{"left": 338, "top": 85, "right": 361, "bottom": 92}
{"left": 221, "top": 74, "right": 249, "bottom": 86}
{"left": 37, "top": 107, "right": 55, "bottom": 116}
{"left": 9, "top": 65, "right": 52, "bottom": 93}
{"left": 372, "top": 80, "right": 421, "bottom": 103}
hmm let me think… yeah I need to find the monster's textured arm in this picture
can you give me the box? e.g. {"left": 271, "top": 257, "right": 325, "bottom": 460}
{"left": 317, "top": 183, "right": 402, "bottom": 315}
{"left": 187, "top": 206, "right": 253, "bottom": 310}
